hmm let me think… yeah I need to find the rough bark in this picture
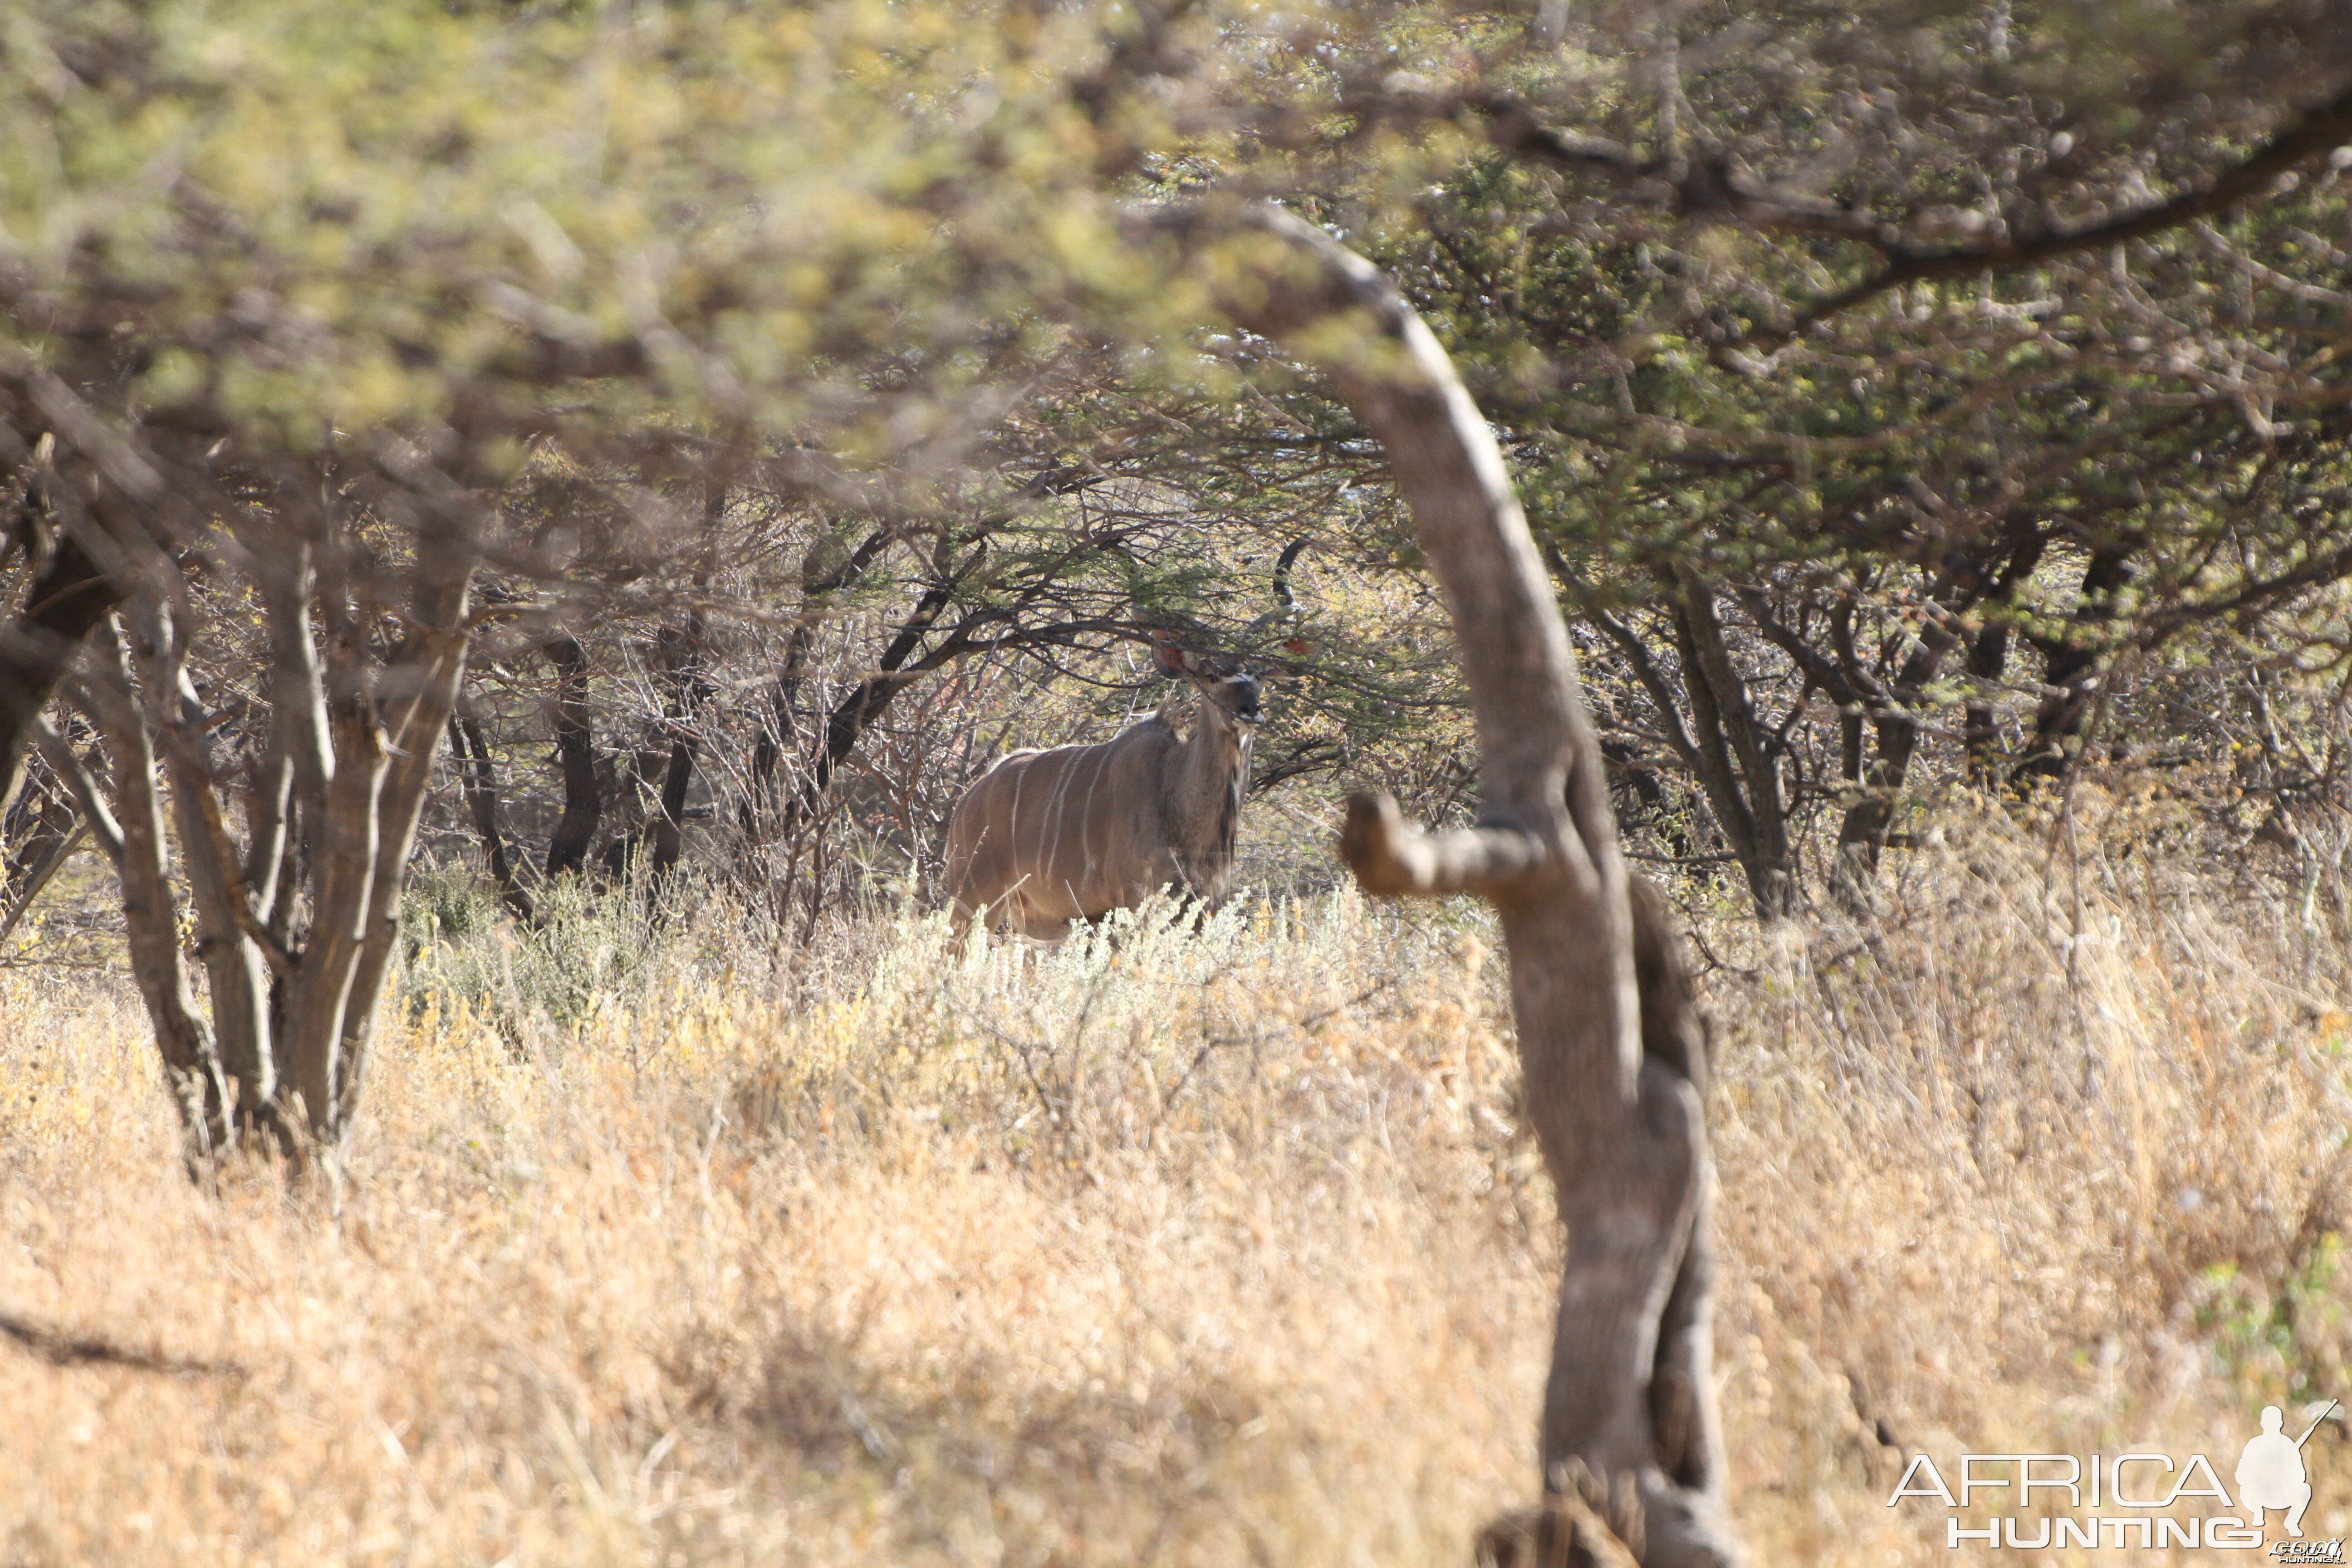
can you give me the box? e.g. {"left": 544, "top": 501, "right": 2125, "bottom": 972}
{"left": 1201, "top": 204, "right": 1738, "bottom": 1568}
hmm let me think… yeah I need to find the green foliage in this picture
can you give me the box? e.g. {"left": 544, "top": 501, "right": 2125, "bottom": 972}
{"left": 2195, "top": 1236, "right": 2349, "bottom": 1408}
{"left": 403, "top": 870, "right": 666, "bottom": 1043}
{"left": 6, "top": 0, "right": 1190, "bottom": 451}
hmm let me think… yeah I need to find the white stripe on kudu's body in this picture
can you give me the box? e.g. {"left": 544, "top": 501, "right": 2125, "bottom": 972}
{"left": 944, "top": 649, "right": 1261, "bottom": 940}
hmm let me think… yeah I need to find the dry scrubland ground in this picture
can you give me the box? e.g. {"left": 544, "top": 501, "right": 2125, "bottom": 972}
{"left": 3, "top": 793, "right": 2351, "bottom": 1566}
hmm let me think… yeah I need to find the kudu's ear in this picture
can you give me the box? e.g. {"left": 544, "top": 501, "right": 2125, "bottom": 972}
{"left": 1151, "top": 634, "right": 1195, "bottom": 679}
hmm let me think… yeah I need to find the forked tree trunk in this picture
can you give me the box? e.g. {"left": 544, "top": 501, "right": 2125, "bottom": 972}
{"left": 1200, "top": 206, "right": 1739, "bottom": 1568}
{"left": 45, "top": 506, "right": 478, "bottom": 1164}
{"left": 1573, "top": 568, "right": 1793, "bottom": 922}
{"left": 744, "top": 524, "right": 892, "bottom": 844}
{"left": 323, "top": 533, "right": 475, "bottom": 1136}
{"left": 1665, "top": 574, "right": 1794, "bottom": 919}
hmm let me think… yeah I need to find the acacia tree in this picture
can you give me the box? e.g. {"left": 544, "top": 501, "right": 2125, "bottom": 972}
{"left": 0, "top": 0, "right": 1215, "bottom": 1155}
{"left": 430, "top": 453, "right": 1347, "bottom": 927}
{"left": 1056, "top": 0, "right": 2352, "bottom": 917}
{"left": 1373, "top": 5, "right": 2352, "bottom": 915}
{"left": 28, "top": 480, "right": 478, "bottom": 1155}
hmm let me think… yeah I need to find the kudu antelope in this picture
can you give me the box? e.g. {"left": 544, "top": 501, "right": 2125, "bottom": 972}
{"left": 943, "top": 540, "right": 1308, "bottom": 939}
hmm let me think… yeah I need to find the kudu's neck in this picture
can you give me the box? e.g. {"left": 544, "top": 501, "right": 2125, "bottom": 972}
{"left": 1163, "top": 689, "right": 1251, "bottom": 872}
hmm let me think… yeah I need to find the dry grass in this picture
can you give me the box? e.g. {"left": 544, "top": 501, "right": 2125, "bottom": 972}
{"left": 4, "top": 790, "right": 2351, "bottom": 1566}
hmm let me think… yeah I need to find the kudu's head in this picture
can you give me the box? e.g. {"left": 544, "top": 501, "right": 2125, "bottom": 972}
{"left": 1144, "top": 534, "right": 1312, "bottom": 738}
{"left": 1151, "top": 638, "right": 1264, "bottom": 732}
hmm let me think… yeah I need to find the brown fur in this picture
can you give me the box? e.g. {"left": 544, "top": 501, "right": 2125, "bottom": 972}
{"left": 943, "top": 672, "right": 1257, "bottom": 939}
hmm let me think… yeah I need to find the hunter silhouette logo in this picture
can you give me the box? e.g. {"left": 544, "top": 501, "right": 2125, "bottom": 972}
{"left": 2238, "top": 1401, "right": 2332, "bottom": 1538}
{"left": 1886, "top": 1399, "right": 2342, "bottom": 1552}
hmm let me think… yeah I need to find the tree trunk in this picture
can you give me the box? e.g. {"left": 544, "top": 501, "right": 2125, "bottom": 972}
{"left": 645, "top": 611, "right": 710, "bottom": 885}
{"left": 543, "top": 635, "right": 601, "bottom": 878}
{"left": 2015, "top": 545, "right": 2136, "bottom": 784}
{"left": 745, "top": 525, "right": 894, "bottom": 842}
{"left": 0, "top": 488, "right": 127, "bottom": 819}
{"left": 1569, "top": 562, "right": 1794, "bottom": 922}
{"left": 121, "top": 609, "right": 284, "bottom": 1146}
{"left": 1664, "top": 577, "right": 1794, "bottom": 920}
{"left": 647, "top": 736, "right": 696, "bottom": 879}
{"left": 3, "top": 746, "right": 82, "bottom": 910}
{"left": 1202, "top": 205, "right": 1738, "bottom": 1568}
{"left": 1962, "top": 538, "right": 2044, "bottom": 784}
{"left": 64, "top": 504, "right": 477, "bottom": 1166}
{"left": 451, "top": 710, "right": 534, "bottom": 921}
{"left": 324, "top": 541, "right": 474, "bottom": 1137}
{"left": 74, "top": 622, "right": 240, "bottom": 1156}
{"left": 1726, "top": 578, "right": 1972, "bottom": 916}
{"left": 1962, "top": 623, "right": 2009, "bottom": 785}
{"left": 783, "top": 581, "right": 955, "bottom": 833}
{"left": 1828, "top": 623, "right": 1955, "bottom": 913}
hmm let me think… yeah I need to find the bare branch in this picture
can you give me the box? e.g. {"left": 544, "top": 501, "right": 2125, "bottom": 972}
{"left": 1336, "top": 791, "right": 1552, "bottom": 898}
{"left": 25, "top": 715, "right": 125, "bottom": 864}
{"left": 0, "top": 1307, "right": 244, "bottom": 1377}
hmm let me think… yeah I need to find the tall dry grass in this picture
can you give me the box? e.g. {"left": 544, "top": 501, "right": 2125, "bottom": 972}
{"left": 2, "top": 789, "right": 2349, "bottom": 1566}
